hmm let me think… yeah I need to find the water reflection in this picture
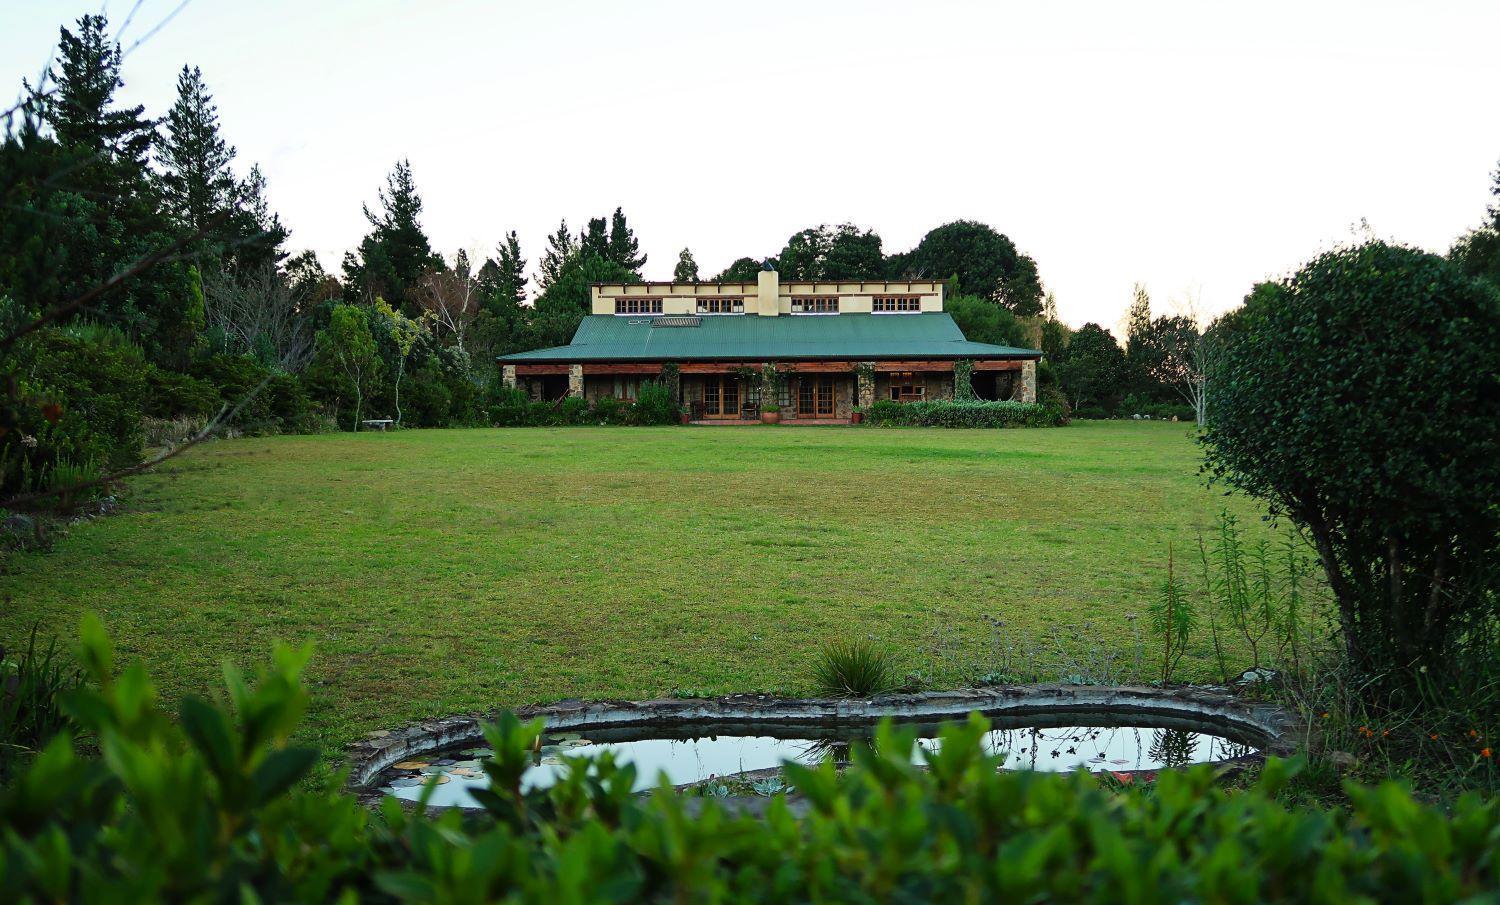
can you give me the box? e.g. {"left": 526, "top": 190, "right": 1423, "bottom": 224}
{"left": 383, "top": 718, "right": 1259, "bottom": 809}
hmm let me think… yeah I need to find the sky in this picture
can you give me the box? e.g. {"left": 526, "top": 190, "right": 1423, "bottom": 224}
{"left": 4, "top": 0, "right": 1499, "bottom": 328}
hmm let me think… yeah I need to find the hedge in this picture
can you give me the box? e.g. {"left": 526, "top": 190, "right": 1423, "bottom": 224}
{"left": 3, "top": 621, "right": 1497, "bottom": 903}
{"left": 866, "top": 398, "right": 1068, "bottom": 428}
{"left": 487, "top": 382, "right": 679, "bottom": 427}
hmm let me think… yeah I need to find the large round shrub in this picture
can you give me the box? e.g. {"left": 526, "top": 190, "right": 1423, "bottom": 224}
{"left": 1202, "top": 242, "right": 1500, "bottom": 677}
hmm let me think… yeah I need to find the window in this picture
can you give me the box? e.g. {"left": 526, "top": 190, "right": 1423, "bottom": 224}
{"left": 791, "top": 296, "right": 839, "bottom": 314}
{"left": 606, "top": 377, "right": 644, "bottom": 400}
{"left": 615, "top": 297, "right": 663, "bottom": 315}
{"left": 872, "top": 295, "right": 921, "bottom": 313}
{"left": 696, "top": 297, "right": 744, "bottom": 314}
{"left": 889, "top": 371, "right": 926, "bottom": 402}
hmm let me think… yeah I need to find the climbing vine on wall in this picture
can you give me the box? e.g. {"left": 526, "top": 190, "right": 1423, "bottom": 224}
{"left": 761, "top": 363, "right": 786, "bottom": 401}
{"left": 659, "top": 363, "right": 681, "bottom": 401}
{"left": 953, "top": 359, "right": 977, "bottom": 402}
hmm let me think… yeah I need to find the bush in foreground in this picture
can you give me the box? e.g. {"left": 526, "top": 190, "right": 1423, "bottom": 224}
{"left": 3, "top": 622, "right": 1499, "bottom": 902}
{"left": 1202, "top": 242, "right": 1500, "bottom": 681}
{"left": 866, "top": 398, "right": 1067, "bottom": 428}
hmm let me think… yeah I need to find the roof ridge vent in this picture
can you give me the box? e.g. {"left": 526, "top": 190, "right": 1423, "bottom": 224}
{"left": 651, "top": 316, "right": 701, "bottom": 327}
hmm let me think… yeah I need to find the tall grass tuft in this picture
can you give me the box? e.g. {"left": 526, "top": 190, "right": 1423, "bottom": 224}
{"left": 1, "top": 623, "right": 84, "bottom": 783}
{"left": 812, "top": 640, "right": 896, "bottom": 697}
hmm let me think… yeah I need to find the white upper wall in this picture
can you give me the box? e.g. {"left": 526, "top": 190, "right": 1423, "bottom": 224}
{"left": 590, "top": 274, "right": 944, "bottom": 316}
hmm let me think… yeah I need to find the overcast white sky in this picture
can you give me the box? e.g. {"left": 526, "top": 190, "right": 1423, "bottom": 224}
{"left": 5, "top": 0, "right": 1499, "bottom": 328}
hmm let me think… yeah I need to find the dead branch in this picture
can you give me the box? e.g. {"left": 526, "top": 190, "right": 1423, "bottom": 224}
{"left": 0, "top": 376, "right": 269, "bottom": 511}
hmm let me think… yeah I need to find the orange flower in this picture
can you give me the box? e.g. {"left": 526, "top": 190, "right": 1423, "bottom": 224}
{"left": 1470, "top": 730, "right": 1479, "bottom": 739}
{"left": 1320, "top": 712, "right": 1330, "bottom": 719}
{"left": 1381, "top": 730, "right": 1390, "bottom": 738}
{"left": 1430, "top": 734, "right": 1439, "bottom": 741}
{"left": 1483, "top": 748, "right": 1493, "bottom": 759}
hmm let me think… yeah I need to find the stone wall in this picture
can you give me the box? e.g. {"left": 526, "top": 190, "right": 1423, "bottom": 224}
{"left": 856, "top": 364, "right": 875, "bottom": 409}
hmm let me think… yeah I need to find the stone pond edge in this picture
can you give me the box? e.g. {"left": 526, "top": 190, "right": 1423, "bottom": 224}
{"left": 346, "top": 684, "right": 1300, "bottom": 802}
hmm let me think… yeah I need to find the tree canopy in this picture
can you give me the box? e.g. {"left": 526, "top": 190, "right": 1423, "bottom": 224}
{"left": 895, "top": 220, "right": 1044, "bottom": 315}
{"left": 673, "top": 248, "right": 700, "bottom": 282}
{"left": 1053, "top": 323, "right": 1126, "bottom": 413}
{"left": 711, "top": 257, "right": 762, "bottom": 282}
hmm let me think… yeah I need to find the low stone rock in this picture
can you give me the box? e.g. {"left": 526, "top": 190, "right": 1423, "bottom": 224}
{"left": 1328, "top": 750, "right": 1358, "bottom": 769}
{"left": 1233, "top": 667, "right": 1278, "bottom": 687}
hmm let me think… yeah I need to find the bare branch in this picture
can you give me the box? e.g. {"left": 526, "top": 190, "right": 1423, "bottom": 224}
{"left": 0, "top": 376, "right": 268, "bottom": 510}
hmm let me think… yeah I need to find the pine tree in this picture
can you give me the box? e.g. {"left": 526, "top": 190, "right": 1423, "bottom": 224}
{"left": 47, "top": 14, "right": 153, "bottom": 165}
{"left": 35, "top": 13, "right": 198, "bottom": 362}
{"left": 342, "top": 159, "right": 442, "bottom": 306}
{"left": 580, "top": 217, "right": 609, "bottom": 261}
{"left": 494, "top": 231, "right": 527, "bottom": 306}
{"left": 673, "top": 248, "right": 699, "bottom": 282}
{"left": 228, "top": 164, "right": 289, "bottom": 272}
{"left": 538, "top": 220, "right": 576, "bottom": 291}
{"left": 607, "top": 207, "right": 646, "bottom": 274}
{"left": 159, "top": 65, "right": 238, "bottom": 235}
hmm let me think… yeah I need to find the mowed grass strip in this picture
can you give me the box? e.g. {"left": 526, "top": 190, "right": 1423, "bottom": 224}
{"left": 0, "top": 421, "right": 1271, "bottom": 748}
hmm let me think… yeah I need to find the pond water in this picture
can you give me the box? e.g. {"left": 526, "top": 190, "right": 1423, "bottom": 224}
{"left": 381, "top": 716, "right": 1258, "bottom": 809}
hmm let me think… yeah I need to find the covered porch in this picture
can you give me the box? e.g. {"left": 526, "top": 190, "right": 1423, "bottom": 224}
{"left": 504, "top": 358, "right": 1036, "bottom": 421}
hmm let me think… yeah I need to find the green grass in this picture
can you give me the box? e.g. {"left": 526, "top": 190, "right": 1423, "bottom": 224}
{"left": 0, "top": 422, "right": 1271, "bottom": 749}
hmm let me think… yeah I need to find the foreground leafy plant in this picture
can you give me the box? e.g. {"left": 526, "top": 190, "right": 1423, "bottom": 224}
{"left": 3, "top": 621, "right": 1499, "bottom": 902}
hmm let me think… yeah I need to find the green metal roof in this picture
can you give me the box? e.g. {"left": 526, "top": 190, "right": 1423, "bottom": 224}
{"left": 498, "top": 313, "right": 1040, "bottom": 362}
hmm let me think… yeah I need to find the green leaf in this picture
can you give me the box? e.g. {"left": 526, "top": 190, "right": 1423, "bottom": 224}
{"left": 251, "top": 747, "right": 319, "bottom": 803}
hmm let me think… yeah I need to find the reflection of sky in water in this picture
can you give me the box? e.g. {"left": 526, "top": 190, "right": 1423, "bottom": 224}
{"left": 387, "top": 726, "right": 1252, "bottom": 809}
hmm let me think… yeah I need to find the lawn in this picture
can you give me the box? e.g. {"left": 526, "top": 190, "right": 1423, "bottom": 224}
{"left": 1, "top": 421, "right": 1275, "bottom": 749}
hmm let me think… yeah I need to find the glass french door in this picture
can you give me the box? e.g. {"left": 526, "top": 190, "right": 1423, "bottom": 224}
{"left": 797, "top": 376, "right": 836, "bottom": 418}
{"left": 702, "top": 375, "right": 740, "bottom": 418}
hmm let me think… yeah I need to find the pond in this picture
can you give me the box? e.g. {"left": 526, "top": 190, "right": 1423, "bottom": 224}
{"left": 380, "top": 714, "right": 1258, "bottom": 809}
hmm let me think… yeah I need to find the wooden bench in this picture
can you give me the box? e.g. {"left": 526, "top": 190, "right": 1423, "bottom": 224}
{"left": 360, "top": 419, "right": 394, "bottom": 432}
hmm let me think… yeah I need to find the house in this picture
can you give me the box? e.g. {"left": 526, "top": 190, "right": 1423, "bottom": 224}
{"left": 497, "top": 268, "right": 1041, "bottom": 423}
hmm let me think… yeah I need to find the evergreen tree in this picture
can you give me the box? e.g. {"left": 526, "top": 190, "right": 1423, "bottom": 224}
{"left": 606, "top": 207, "right": 646, "bottom": 274}
{"left": 1123, "top": 283, "right": 1162, "bottom": 398}
{"left": 158, "top": 65, "right": 237, "bottom": 237}
{"left": 31, "top": 13, "right": 197, "bottom": 361}
{"left": 1124, "top": 283, "right": 1152, "bottom": 356}
{"left": 158, "top": 67, "right": 288, "bottom": 274}
{"left": 580, "top": 217, "right": 609, "bottom": 261}
{"left": 342, "top": 160, "right": 442, "bottom": 307}
{"left": 479, "top": 231, "right": 527, "bottom": 308}
{"left": 673, "top": 248, "right": 699, "bottom": 282}
{"left": 227, "top": 164, "right": 289, "bottom": 272}
{"left": 538, "top": 220, "right": 576, "bottom": 291}
{"left": 48, "top": 14, "right": 153, "bottom": 166}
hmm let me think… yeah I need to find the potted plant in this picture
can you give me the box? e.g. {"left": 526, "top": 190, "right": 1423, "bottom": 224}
{"left": 679, "top": 404, "right": 691, "bottom": 425}
{"left": 761, "top": 403, "right": 782, "bottom": 425}
{"left": 850, "top": 406, "right": 865, "bottom": 425}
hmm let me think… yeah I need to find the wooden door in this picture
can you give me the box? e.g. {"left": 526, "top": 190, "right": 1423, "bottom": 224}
{"left": 798, "top": 376, "right": 836, "bottom": 418}
{"left": 702, "top": 375, "right": 740, "bottom": 418}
